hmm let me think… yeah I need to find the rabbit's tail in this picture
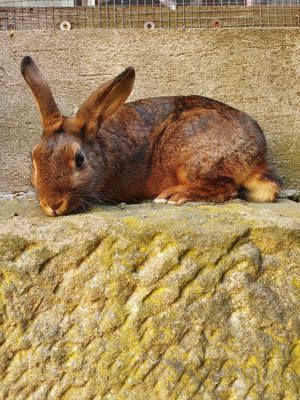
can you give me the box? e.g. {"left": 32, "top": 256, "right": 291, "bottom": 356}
{"left": 242, "top": 167, "right": 283, "bottom": 202}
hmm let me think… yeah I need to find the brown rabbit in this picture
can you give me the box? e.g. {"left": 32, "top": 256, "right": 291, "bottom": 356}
{"left": 21, "top": 56, "right": 282, "bottom": 217}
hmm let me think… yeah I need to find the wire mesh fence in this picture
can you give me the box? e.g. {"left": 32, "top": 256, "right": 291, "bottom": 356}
{"left": 1, "top": 0, "right": 300, "bottom": 30}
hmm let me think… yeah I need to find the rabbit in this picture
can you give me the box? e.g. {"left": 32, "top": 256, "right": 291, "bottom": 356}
{"left": 21, "top": 56, "right": 282, "bottom": 217}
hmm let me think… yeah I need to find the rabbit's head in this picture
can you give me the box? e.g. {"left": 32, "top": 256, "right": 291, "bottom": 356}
{"left": 21, "top": 56, "right": 135, "bottom": 216}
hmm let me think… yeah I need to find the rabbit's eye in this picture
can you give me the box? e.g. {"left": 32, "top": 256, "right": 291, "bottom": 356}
{"left": 75, "top": 151, "right": 85, "bottom": 168}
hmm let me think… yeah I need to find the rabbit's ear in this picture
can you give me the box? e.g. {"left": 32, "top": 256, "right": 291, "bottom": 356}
{"left": 21, "top": 56, "right": 61, "bottom": 132}
{"left": 74, "top": 67, "right": 135, "bottom": 136}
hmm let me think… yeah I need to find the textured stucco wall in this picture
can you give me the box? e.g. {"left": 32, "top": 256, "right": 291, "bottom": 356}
{"left": 0, "top": 28, "right": 300, "bottom": 193}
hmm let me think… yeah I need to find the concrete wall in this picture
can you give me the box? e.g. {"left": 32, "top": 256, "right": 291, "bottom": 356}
{"left": 0, "top": 28, "right": 299, "bottom": 193}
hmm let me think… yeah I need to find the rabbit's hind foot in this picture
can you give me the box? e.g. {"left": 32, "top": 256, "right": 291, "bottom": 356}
{"left": 153, "top": 180, "right": 238, "bottom": 205}
{"left": 242, "top": 170, "right": 282, "bottom": 203}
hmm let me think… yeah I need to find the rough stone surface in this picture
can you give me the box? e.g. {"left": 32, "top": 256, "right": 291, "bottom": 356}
{"left": 0, "top": 196, "right": 299, "bottom": 399}
{"left": 1, "top": 28, "right": 300, "bottom": 193}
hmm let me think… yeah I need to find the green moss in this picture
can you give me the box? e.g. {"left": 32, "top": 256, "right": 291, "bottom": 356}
{"left": 0, "top": 234, "right": 32, "bottom": 262}
{"left": 245, "top": 355, "right": 258, "bottom": 368}
{"left": 291, "top": 277, "right": 300, "bottom": 289}
{"left": 290, "top": 342, "right": 300, "bottom": 377}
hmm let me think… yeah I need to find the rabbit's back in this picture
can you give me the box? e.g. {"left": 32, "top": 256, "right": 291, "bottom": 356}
{"left": 97, "top": 95, "right": 275, "bottom": 202}
{"left": 124, "top": 95, "right": 266, "bottom": 158}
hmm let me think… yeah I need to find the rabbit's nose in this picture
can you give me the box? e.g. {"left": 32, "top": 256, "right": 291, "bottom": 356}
{"left": 53, "top": 200, "right": 64, "bottom": 211}
{"left": 40, "top": 199, "right": 68, "bottom": 217}
{"left": 52, "top": 199, "right": 68, "bottom": 215}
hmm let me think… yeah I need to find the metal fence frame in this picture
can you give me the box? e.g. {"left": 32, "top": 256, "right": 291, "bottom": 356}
{"left": 1, "top": 0, "right": 300, "bottom": 29}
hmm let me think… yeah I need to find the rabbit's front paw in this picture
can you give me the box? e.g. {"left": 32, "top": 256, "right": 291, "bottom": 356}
{"left": 154, "top": 181, "right": 238, "bottom": 205}
{"left": 154, "top": 185, "right": 193, "bottom": 206}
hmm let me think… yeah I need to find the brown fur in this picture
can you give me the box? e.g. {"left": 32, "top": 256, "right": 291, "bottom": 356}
{"left": 21, "top": 56, "right": 282, "bottom": 216}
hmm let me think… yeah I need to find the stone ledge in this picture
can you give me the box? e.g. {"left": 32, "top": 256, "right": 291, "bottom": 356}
{"left": 0, "top": 197, "right": 299, "bottom": 399}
